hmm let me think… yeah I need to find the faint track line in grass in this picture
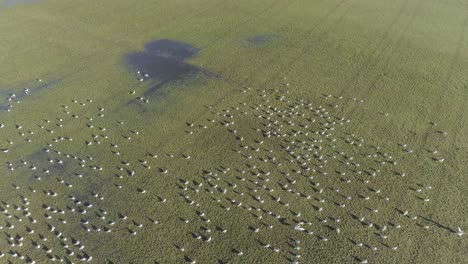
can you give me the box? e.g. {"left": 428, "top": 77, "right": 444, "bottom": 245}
{"left": 340, "top": 1, "right": 468, "bottom": 262}
{"left": 334, "top": 0, "right": 436, "bottom": 258}
{"left": 214, "top": 0, "right": 351, "bottom": 93}
{"left": 342, "top": 0, "right": 423, "bottom": 119}
{"left": 404, "top": 2, "right": 468, "bottom": 161}
{"left": 336, "top": 0, "right": 411, "bottom": 100}
{"left": 275, "top": 0, "right": 351, "bottom": 76}
{"left": 408, "top": 6, "right": 468, "bottom": 263}
{"left": 446, "top": 4, "right": 468, "bottom": 150}
{"left": 422, "top": 0, "right": 468, "bottom": 154}
{"left": 345, "top": 0, "right": 425, "bottom": 189}
{"left": 439, "top": 2, "right": 468, "bottom": 93}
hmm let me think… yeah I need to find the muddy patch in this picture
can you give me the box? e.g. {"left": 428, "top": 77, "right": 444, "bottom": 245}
{"left": 244, "top": 35, "right": 277, "bottom": 46}
{"left": 125, "top": 39, "right": 213, "bottom": 103}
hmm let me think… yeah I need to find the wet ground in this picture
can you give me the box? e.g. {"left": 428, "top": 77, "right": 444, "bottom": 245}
{"left": 126, "top": 39, "right": 201, "bottom": 83}
{"left": 0, "top": 78, "right": 61, "bottom": 112}
{"left": 125, "top": 39, "right": 212, "bottom": 102}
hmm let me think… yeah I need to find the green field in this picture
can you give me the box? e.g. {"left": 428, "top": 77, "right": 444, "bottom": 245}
{"left": 0, "top": 0, "right": 467, "bottom": 263}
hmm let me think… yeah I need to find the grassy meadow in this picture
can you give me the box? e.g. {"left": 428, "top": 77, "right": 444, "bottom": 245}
{"left": 0, "top": 0, "right": 467, "bottom": 263}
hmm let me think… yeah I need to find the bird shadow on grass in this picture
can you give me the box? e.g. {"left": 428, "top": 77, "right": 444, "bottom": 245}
{"left": 419, "top": 215, "right": 455, "bottom": 233}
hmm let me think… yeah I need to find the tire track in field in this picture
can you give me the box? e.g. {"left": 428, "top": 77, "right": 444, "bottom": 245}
{"left": 274, "top": 0, "right": 351, "bottom": 77}
{"left": 225, "top": 0, "right": 350, "bottom": 104}
{"left": 329, "top": 0, "right": 434, "bottom": 260}
{"left": 408, "top": 7, "right": 468, "bottom": 263}
{"left": 412, "top": 0, "right": 468, "bottom": 193}
{"left": 417, "top": 2, "right": 468, "bottom": 154}
{"left": 446, "top": 6, "right": 468, "bottom": 151}
{"left": 401, "top": 4, "right": 468, "bottom": 186}
{"left": 336, "top": 0, "right": 411, "bottom": 101}
{"left": 188, "top": 0, "right": 351, "bottom": 109}
{"left": 342, "top": 0, "right": 423, "bottom": 120}
{"left": 370, "top": 2, "right": 468, "bottom": 263}
{"left": 187, "top": 0, "right": 299, "bottom": 82}
{"left": 228, "top": 0, "right": 351, "bottom": 89}
{"left": 344, "top": 0, "right": 423, "bottom": 187}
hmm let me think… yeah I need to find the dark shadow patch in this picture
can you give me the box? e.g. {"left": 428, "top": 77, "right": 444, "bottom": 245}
{"left": 124, "top": 39, "right": 218, "bottom": 112}
{"left": 126, "top": 39, "right": 200, "bottom": 82}
{"left": 20, "top": 147, "right": 75, "bottom": 183}
{"left": 125, "top": 39, "right": 215, "bottom": 105}
{"left": 0, "top": 78, "right": 61, "bottom": 112}
{"left": 244, "top": 35, "right": 277, "bottom": 46}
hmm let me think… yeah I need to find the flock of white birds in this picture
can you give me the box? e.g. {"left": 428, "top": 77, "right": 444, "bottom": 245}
{"left": 0, "top": 76, "right": 464, "bottom": 263}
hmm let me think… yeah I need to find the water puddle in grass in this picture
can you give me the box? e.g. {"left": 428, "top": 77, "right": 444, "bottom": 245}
{"left": 244, "top": 35, "right": 277, "bottom": 46}
{"left": 125, "top": 39, "right": 213, "bottom": 103}
{"left": 126, "top": 39, "right": 201, "bottom": 83}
